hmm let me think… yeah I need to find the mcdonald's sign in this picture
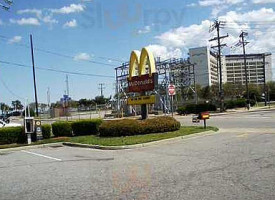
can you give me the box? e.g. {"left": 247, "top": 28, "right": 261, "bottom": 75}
{"left": 128, "top": 48, "right": 158, "bottom": 93}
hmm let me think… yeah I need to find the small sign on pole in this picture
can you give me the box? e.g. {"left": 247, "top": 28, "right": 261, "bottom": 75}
{"left": 168, "top": 84, "right": 176, "bottom": 117}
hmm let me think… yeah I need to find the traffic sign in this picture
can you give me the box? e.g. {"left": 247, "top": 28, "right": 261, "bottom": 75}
{"left": 168, "top": 84, "right": 176, "bottom": 96}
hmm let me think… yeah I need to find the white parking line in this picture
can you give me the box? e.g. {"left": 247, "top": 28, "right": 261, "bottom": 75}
{"left": 21, "top": 150, "right": 62, "bottom": 161}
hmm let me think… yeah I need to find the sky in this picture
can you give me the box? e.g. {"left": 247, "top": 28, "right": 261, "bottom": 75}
{"left": 0, "top": 0, "right": 274, "bottom": 105}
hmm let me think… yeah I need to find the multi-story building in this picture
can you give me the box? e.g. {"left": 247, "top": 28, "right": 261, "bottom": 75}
{"left": 189, "top": 46, "right": 226, "bottom": 88}
{"left": 225, "top": 53, "right": 272, "bottom": 85}
{"left": 188, "top": 46, "right": 272, "bottom": 87}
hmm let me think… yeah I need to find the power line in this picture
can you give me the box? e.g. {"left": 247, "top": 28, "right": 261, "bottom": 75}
{"left": 0, "top": 76, "right": 24, "bottom": 100}
{"left": 0, "top": 34, "right": 124, "bottom": 65}
{"left": 0, "top": 60, "right": 114, "bottom": 78}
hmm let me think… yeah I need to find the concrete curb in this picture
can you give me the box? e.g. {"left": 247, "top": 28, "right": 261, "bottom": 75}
{"left": 63, "top": 130, "right": 218, "bottom": 150}
{"left": 210, "top": 107, "right": 275, "bottom": 117}
{"left": 0, "top": 142, "right": 64, "bottom": 153}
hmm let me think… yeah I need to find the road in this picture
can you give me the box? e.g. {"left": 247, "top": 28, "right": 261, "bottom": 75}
{"left": 0, "top": 110, "right": 275, "bottom": 200}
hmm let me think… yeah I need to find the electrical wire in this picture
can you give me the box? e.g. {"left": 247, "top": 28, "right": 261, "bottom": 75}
{"left": 0, "top": 76, "right": 24, "bottom": 100}
{"left": 0, "top": 34, "right": 125, "bottom": 65}
{"left": 0, "top": 60, "right": 114, "bottom": 78}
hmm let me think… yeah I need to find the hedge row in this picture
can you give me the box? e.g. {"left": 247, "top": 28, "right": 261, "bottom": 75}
{"left": 42, "top": 124, "right": 51, "bottom": 139}
{"left": 71, "top": 119, "right": 102, "bottom": 136}
{"left": 225, "top": 99, "right": 256, "bottom": 109}
{"left": 99, "top": 116, "right": 181, "bottom": 137}
{"left": 177, "top": 103, "right": 217, "bottom": 115}
{"left": 52, "top": 119, "right": 103, "bottom": 137}
{"left": 0, "top": 127, "right": 26, "bottom": 145}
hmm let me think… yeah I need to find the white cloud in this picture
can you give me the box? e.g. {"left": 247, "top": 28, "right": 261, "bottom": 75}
{"left": 17, "top": 8, "right": 58, "bottom": 26}
{"left": 74, "top": 53, "right": 91, "bottom": 61}
{"left": 252, "top": 0, "right": 275, "bottom": 4}
{"left": 199, "top": 0, "right": 243, "bottom": 6}
{"left": 199, "top": 0, "right": 221, "bottom": 6}
{"left": 51, "top": 4, "right": 85, "bottom": 14}
{"left": 42, "top": 15, "right": 58, "bottom": 25}
{"left": 137, "top": 26, "right": 151, "bottom": 34}
{"left": 10, "top": 18, "right": 40, "bottom": 26}
{"left": 8, "top": 36, "right": 22, "bottom": 44}
{"left": 149, "top": 7, "right": 275, "bottom": 62}
{"left": 146, "top": 45, "right": 183, "bottom": 60}
{"left": 156, "top": 20, "right": 211, "bottom": 49}
{"left": 63, "top": 19, "right": 77, "bottom": 28}
{"left": 187, "top": 3, "right": 197, "bottom": 7}
{"left": 17, "top": 9, "right": 42, "bottom": 18}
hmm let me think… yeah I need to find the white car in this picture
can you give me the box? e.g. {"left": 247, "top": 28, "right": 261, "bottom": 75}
{"left": 0, "top": 120, "right": 21, "bottom": 128}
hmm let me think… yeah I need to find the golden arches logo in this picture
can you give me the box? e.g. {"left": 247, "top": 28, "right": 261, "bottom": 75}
{"left": 129, "top": 47, "right": 156, "bottom": 80}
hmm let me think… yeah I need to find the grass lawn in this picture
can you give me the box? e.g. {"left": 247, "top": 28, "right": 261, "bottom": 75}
{"left": 0, "top": 126, "right": 218, "bottom": 149}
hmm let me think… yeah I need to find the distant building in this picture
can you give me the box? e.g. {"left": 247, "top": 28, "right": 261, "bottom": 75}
{"left": 189, "top": 46, "right": 226, "bottom": 88}
{"left": 188, "top": 46, "right": 272, "bottom": 87}
{"left": 225, "top": 53, "right": 272, "bottom": 85}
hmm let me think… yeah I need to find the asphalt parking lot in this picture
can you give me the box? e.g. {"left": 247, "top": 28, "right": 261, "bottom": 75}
{"left": 1, "top": 122, "right": 275, "bottom": 200}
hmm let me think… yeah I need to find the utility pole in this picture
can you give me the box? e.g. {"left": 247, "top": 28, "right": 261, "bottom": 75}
{"left": 236, "top": 31, "right": 250, "bottom": 110}
{"left": 263, "top": 54, "right": 268, "bottom": 106}
{"left": 98, "top": 83, "right": 105, "bottom": 97}
{"left": 209, "top": 20, "right": 228, "bottom": 112}
{"left": 30, "top": 34, "right": 39, "bottom": 117}
{"left": 47, "top": 87, "right": 51, "bottom": 107}
{"left": 65, "top": 74, "right": 69, "bottom": 96}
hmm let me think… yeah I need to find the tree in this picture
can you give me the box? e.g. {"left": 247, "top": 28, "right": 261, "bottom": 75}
{"left": 0, "top": 103, "right": 9, "bottom": 114}
{"left": 94, "top": 96, "right": 110, "bottom": 105}
{"left": 11, "top": 100, "right": 23, "bottom": 111}
{"left": 267, "top": 81, "right": 275, "bottom": 101}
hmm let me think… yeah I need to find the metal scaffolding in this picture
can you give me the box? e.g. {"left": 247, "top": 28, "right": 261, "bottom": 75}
{"left": 115, "top": 58, "right": 195, "bottom": 115}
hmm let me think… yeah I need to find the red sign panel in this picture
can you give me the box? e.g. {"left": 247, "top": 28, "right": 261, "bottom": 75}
{"left": 168, "top": 84, "right": 176, "bottom": 96}
{"left": 128, "top": 73, "right": 158, "bottom": 93}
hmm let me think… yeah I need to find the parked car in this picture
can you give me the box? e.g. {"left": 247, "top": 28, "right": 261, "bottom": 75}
{"left": 0, "top": 120, "right": 21, "bottom": 128}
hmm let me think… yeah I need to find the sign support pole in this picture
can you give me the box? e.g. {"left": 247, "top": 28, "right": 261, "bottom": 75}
{"left": 141, "top": 92, "right": 148, "bottom": 120}
{"left": 204, "top": 119, "right": 206, "bottom": 129}
{"left": 171, "top": 95, "right": 174, "bottom": 117}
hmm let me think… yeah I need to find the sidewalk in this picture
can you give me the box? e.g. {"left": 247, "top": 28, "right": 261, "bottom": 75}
{"left": 210, "top": 105, "right": 275, "bottom": 116}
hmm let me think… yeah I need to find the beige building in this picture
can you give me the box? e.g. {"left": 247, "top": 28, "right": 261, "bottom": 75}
{"left": 225, "top": 53, "right": 272, "bottom": 85}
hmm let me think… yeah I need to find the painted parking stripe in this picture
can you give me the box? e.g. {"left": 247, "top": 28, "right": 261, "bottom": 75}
{"left": 21, "top": 150, "right": 62, "bottom": 161}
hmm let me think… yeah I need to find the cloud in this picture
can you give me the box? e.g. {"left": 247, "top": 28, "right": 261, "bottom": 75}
{"left": 17, "top": 9, "right": 42, "bottom": 18}
{"left": 199, "top": 0, "right": 243, "bottom": 6}
{"left": 51, "top": 4, "right": 85, "bottom": 14}
{"left": 187, "top": 3, "right": 197, "bottom": 7}
{"left": 17, "top": 8, "right": 58, "bottom": 26}
{"left": 42, "top": 15, "right": 58, "bottom": 25}
{"left": 63, "top": 19, "right": 77, "bottom": 28}
{"left": 0, "top": 19, "right": 3, "bottom": 25}
{"left": 252, "top": 0, "right": 275, "bottom": 4}
{"left": 148, "top": 7, "right": 275, "bottom": 62}
{"left": 10, "top": 18, "right": 40, "bottom": 26}
{"left": 146, "top": 45, "right": 183, "bottom": 60}
{"left": 156, "top": 20, "right": 211, "bottom": 49}
{"left": 74, "top": 53, "right": 91, "bottom": 61}
{"left": 8, "top": 36, "right": 22, "bottom": 44}
{"left": 137, "top": 26, "right": 151, "bottom": 34}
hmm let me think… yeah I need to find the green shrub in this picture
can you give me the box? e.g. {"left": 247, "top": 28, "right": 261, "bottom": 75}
{"left": 71, "top": 119, "right": 103, "bottom": 136}
{"left": 52, "top": 121, "right": 72, "bottom": 137}
{"left": 0, "top": 126, "right": 25, "bottom": 145}
{"left": 177, "top": 107, "right": 186, "bottom": 115}
{"left": 99, "top": 116, "right": 180, "bottom": 137}
{"left": 225, "top": 98, "right": 254, "bottom": 109}
{"left": 178, "top": 103, "right": 217, "bottom": 114}
{"left": 42, "top": 124, "right": 52, "bottom": 139}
